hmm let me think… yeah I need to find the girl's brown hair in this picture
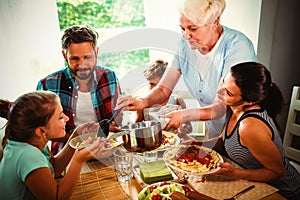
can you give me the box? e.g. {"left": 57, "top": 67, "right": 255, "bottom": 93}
{"left": 4, "top": 91, "right": 59, "bottom": 144}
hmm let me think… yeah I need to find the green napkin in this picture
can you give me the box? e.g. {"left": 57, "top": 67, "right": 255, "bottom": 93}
{"left": 139, "top": 160, "right": 173, "bottom": 184}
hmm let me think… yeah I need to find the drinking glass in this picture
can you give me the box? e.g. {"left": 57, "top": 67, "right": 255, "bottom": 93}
{"left": 143, "top": 150, "right": 158, "bottom": 162}
{"left": 113, "top": 150, "right": 133, "bottom": 182}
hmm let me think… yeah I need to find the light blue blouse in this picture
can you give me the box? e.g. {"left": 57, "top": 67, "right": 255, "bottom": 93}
{"left": 170, "top": 26, "right": 258, "bottom": 138}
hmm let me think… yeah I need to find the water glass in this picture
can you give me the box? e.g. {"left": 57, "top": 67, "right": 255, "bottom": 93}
{"left": 143, "top": 150, "right": 158, "bottom": 162}
{"left": 113, "top": 150, "right": 133, "bottom": 182}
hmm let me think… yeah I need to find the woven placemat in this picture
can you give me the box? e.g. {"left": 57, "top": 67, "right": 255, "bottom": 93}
{"left": 70, "top": 166, "right": 130, "bottom": 200}
{"left": 188, "top": 175, "right": 278, "bottom": 200}
{"left": 80, "top": 158, "right": 114, "bottom": 173}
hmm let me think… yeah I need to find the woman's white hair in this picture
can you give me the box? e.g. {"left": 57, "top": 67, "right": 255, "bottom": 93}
{"left": 178, "top": 0, "right": 226, "bottom": 26}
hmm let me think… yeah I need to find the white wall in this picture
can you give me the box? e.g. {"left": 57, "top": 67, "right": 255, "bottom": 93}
{"left": 0, "top": 0, "right": 63, "bottom": 101}
{"left": 222, "top": 0, "right": 261, "bottom": 51}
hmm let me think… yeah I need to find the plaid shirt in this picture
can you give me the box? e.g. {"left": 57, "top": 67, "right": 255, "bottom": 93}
{"left": 37, "top": 66, "right": 120, "bottom": 154}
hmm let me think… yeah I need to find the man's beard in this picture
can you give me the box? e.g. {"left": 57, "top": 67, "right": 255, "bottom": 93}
{"left": 73, "top": 68, "right": 93, "bottom": 80}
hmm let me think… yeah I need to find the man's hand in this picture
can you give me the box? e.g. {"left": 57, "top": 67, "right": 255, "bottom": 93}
{"left": 109, "top": 121, "right": 121, "bottom": 132}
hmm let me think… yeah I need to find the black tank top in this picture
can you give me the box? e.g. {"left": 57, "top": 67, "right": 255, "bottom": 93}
{"left": 223, "top": 109, "right": 300, "bottom": 199}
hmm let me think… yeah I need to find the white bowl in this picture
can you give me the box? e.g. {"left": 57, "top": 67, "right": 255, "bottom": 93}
{"left": 69, "top": 132, "right": 122, "bottom": 159}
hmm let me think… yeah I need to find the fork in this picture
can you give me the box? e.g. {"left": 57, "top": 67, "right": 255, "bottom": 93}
{"left": 224, "top": 185, "right": 255, "bottom": 200}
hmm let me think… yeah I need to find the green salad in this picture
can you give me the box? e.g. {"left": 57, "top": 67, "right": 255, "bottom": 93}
{"left": 138, "top": 181, "right": 190, "bottom": 200}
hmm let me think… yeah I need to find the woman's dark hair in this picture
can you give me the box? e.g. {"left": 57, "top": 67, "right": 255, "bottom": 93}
{"left": 61, "top": 24, "right": 99, "bottom": 51}
{"left": 230, "top": 62, "right": 284, "bottom": 119}
{"left": 4, "top": 91, "right": 59, "bottom": 144}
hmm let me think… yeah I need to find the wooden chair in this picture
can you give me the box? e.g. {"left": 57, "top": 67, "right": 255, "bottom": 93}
{"left": 283, "top": 86, "right": 300, "bottom": 171}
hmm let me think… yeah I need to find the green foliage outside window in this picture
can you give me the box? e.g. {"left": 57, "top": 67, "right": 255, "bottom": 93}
{"left": 56, "top": 0, "right": 149, "bottom": 76}
{"left": 98, "top": 50, "right": 149, "bottom": 77}
{"left": 56, "top": 0, "right": 145, "bottom": 30}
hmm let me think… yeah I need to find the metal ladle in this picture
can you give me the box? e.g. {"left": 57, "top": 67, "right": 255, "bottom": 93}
{"left": 97, "top": 109, "right": 121, "bottom": 137}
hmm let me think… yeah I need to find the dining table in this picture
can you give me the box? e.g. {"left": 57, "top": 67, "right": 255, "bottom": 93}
{"left": 69, "top": 135, "right": 287, "bottom": 200}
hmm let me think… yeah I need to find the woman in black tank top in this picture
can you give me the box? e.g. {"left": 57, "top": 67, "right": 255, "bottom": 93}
{"left": 191, "top": 62, "right": 300, "bottom": 199}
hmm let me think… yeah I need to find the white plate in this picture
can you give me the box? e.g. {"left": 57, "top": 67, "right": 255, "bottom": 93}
{"left": 69, "top": 132, "right": 123, "bottom": 159}
{"left": 156, "top": 131, "right": 180, "bottom": 152}
{"left": 137, "top": 181, "right": 191, "bottom": 200}
{"left": 163, "top": 145, "right": 223, "bottom": 176}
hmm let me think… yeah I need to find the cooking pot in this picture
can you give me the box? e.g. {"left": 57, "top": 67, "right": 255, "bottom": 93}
{"left": 121, "top": 121, "right": 162, "bottom": 153}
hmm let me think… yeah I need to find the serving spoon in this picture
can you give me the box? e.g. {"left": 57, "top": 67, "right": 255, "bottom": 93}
{"left": 97, "top": 109, "right": 121, "bottom": 137}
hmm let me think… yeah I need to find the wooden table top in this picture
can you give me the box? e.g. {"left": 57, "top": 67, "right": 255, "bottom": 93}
{"left": 70, "top": 154, "right": 286, "bottom": 200}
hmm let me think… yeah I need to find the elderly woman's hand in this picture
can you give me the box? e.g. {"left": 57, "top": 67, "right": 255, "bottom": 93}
{"left": 161, "top": 110, "right": 184, "bottom": 130}
{"left": 115, "top": 95, "right": 144, "bottom": 111}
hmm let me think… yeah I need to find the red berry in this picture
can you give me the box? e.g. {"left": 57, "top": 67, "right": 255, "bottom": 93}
{"left": 152, "top": 193, "right": 162, "bottom": 200}
{"left": 159, "top": 181, "right": 168, "bottom": 187}
{"left": 149, "top": 185, "right": 158, "bottom": 192}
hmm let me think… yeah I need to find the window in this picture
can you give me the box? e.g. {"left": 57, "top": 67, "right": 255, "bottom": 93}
{"left": 57, "top": 0, "right": 145, "bottom": 30}
{"left": 56, "top": 0, "right": 149, "bottom": 77}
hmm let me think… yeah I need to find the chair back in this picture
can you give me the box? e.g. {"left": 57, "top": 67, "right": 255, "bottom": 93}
{"left": 283, "top": 86, "right": 300, "bottom": 163}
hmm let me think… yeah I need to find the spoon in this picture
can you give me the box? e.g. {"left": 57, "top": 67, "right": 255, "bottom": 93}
{"left": 97, "top": 109, "right": 121, "bottom": 137}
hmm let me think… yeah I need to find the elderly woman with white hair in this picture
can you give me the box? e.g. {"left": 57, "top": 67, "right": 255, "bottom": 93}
{"left": 116, "top": 0, "right": 257, "bottom": 139}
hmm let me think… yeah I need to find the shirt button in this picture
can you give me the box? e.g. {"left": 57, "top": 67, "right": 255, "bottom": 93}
{"left": 199, "top": 90, "right": 202, "bottom": 93}
{"left": 69, "top": 86, "right": 71, "bottom": 89}
{"left": 75, "top": 96, "right": 78, "bottom": 99}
